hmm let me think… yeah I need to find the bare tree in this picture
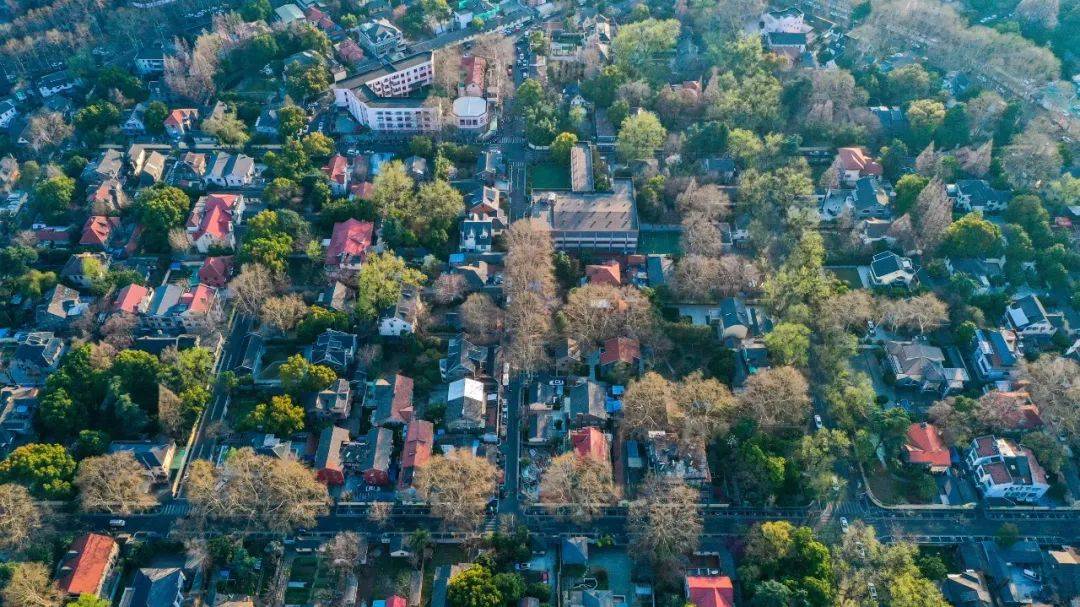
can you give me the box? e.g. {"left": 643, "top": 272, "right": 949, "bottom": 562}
{"left": 966, "top": 91, "right": 1007, "bottom": 140}
{"left": 260, "top": 294, "right": 308, "bottom": 333}
{"left": 627, "top": 476, "right": 702, "bottom": 582}
{"left": 367, "top": 501, "right": 393, "bottom": 526}
{"left": 100, "top": 312, "right": 138, "bottom": 349}
{"left": 186, "top": 448, "right": 330, "bottom": 533}
{"left": 676, "top": 181, "right": 731, "bottom": 221}
{"left": 1015, "top": 0, "right": 1059, "bottom": 28}
{"left": 0, "top": 562, "right": 64, "bottom": 607}
{"left": 1002, "top": 123, "right": 1063, "bottom": 190}
{"left": 325, "top": 531, "right": 364, "bottom": 575}
{"left": 75, "top": 452, "right": 159, "bottom": 515}
{"left": 229, "top": 263, "right": 281, "bottom": 316}
{"left": 1023, "top": 355, "right": 1080, "bottom": 441}
{"left": 413, "top": 450, "right": 499, "bottom": 530}
{"left": 539, "top": 452, "right": 619, "bottom": 523}
{"left": 736, "top": 366, "right": 812, "bottom": 429}
{"left": 877, "top": 294, "right": 950, "bottom": 334}
{"left": 168, "top": 227, "right": 193, "bottom": 253}
{"left": 671, "top": 254, "right": 761, "bottom": 304}
{"left": 561, "top": 284, "right": 663, "bottom": 349}
{"left": 460, "top": 292, "right": 504, "bottom": 344}
{"left": 955, "top": 141, "right": 992, "bottom": 177}
{"left": 432, "top": 46, "right": 462, "bottom": 94}
{"left": 911, "top": 179, "right": 951, "bottom": 253}
{"left": 818, "top": 290, "right": 877, "bottom": 332}
{"left": 622, "top": 372, "right": 679, "bottom": 438}
{"left": 680, "top": 212, "right": 727, "bottom": 258}
{"left": 157, "top": 385, "right": 186, "bottom": 439}
{"left": 0, "top": 483, "right": 42, "bottom": 553}
{"left": 504, "top": 220, "right": 557, "bottom": 373}
{"left": 433, "top": 273, "right": 467, "bottom": 305}
{"left": 26, "top": 111, "right": 73, "bottom": 151}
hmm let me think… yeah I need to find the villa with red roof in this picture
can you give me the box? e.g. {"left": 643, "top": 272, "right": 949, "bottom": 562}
{"left": 599, "top": 337, "right": 641, "bottom": 372}
{"left": 571, "top": 427, "right": 610, "bottom": 463}
{"left": 80, "top": 215, "right": 121, "bottom": 248}
{"left": 323, "top": 154, "right": 350, "bottom": 195}
{"left": 163, "top": 108, "right": 198, "bottom": 138}
{"left": 187, "top": 194, "right": 245, "bottom": 253}
{"left": 57, "top": 533, "right": 120, "bottom": 598}
{"left": 836, "top": 147, "right": 883, "bottom": 185}
{"left": 111, "top": 283, "right": 152, "bottom": 315}
{"left": 685, "top": 576, "right": 734, "bottom": 607}
{"left": 143, "top": 283, "right": 222, "bottom": 333}
{"left": 337, "top": 39, "right": 365, "bottom": 64}
{"left": 36, "top": 225, "right": 73, "bottom": 248}
{"left": 903, "top": 422, "right": 951, "bottom": 473}
{"left": 350, "top": 181, "right": 375, "bottom": 200}
{"left": 198, "top": 255, "right": 234, "bottom": 289}
{"left": 461, "top": 55, "right": 487, "bottom": 97}
{"left": 585, "top": 260, "right": 621, "bottom": 286}
{"left": 399, "top": 419, "right": 434, "bottom": 490}
{"left": 325, "top": 218, "right": 375, "bottom": 272}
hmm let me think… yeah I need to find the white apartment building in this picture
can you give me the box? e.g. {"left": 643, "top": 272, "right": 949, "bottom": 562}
{"left": 334, "top": 53, "right": 441, "bottom": 132}
{"left": 966, "top": 435, "right": 1050, "bottom": 503}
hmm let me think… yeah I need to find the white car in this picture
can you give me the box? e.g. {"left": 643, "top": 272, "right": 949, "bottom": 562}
{"left": 814, "top": 414, "right": 824, "bottom": 430}
{"left": 840, "top": 517, "right": 849, "bottom": 532}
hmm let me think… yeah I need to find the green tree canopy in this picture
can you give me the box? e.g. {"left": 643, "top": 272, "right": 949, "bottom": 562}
{"left": 356, "top": 251, "right": 425, "bottom": 321}
{"left": 448, "top": 565, "right": 502, "bottom": 607}
{"left": 0, "top": 443, "right": 76, "bottom": 498}
{"left": 616, "top": 110, "right": 666, "bottom": 162}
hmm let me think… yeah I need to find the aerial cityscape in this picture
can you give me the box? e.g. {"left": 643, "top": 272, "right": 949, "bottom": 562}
{"left": 0, "top": 0, "right": 1078, "bottom": 605}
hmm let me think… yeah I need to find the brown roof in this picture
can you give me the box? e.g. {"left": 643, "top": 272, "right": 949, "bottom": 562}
{"left": 904, "top": 422, "right": 951, "bottom": 468}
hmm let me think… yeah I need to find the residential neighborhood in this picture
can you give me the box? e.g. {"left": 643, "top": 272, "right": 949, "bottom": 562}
{"left": 0, "top": 0, "right": 1078, "bottom": 605}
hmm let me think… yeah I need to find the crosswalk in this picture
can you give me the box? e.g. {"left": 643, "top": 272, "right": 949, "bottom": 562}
{"left": 500, "top": 136, "right": 526, "bottom": 145}
{"left": 158, "top": 501, "right": 192, "bottom": 516}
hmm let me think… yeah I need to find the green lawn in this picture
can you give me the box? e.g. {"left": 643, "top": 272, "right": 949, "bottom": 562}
{"left": 638, "top": 230, "right": 681, "bottom": 255}
{"left": 530, "top": 161, "right": 571, "bottom": 190}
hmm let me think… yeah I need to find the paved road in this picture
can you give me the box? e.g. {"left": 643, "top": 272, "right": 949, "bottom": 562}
{"left": 184, "top": 313, "right": 254, "bottom": 468}
{"left": 499, "top": 376, "right": 524, "bottom": 515}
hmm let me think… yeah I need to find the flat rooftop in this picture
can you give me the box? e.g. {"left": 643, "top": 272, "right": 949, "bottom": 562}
{"left": 533, "top": 180, "right": 637, "bottom": 233}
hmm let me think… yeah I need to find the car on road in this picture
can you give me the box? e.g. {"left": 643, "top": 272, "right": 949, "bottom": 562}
{"left": 108, "top": 519, "right": 126, "bottom": 529}
{"left": 814, "top": 414, "right": 823, "bottom": 430}
{"left": 840, "top": 517, "right": 849, "bottom": 532}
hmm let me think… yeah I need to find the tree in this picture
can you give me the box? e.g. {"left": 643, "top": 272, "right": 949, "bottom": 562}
{"left": 764, "top": 322, "right": 811, "bottom": 367}
{"left": 539, "top": 452, "right": 618, "bottom": 523}
{"left": 935, "top": 103, "right": 970, "bottom": 149}
{"left": 995, "top": 523, "right": 1020, "bottom": 547}
{"left": 561, "top": 284, "right": 661, "bottom": 348}
{"left": 1021, "top": 432, "right": 1066, "bottom": 475}
{"left": 301, "top": 132, "right": 335, "bottom": 158}
{"left": 885, "top": 64, "right": 932, "bottom": 104}
{"left": 504, "top": 220, "right": 556, "bottom": 373}
{"left": 356, "top": 251, "right": 425, "bottom": 321}
{"left": 134, "top": 185, "right": 191, "bottom": 245}
{"left": 942, "top": 212, "right": 1003, "bottom": 258}
{"left": 68, "top": 594, "right": 111, "bottom": 607}
{"left": 818, "top": 290, "right": 877, "bottom": 332}
{"left": 260, "top": 294, "right": 308, "bottom": 333}
{"left": 610, "top": 19, "right": 680, "bottom": 82}
{"left": 244, "top": 395, "right": 306, "bottom": 436}
{"left": 414, "top": 450, "right": 499, "bottom": 530}
{"left": 277, "top": 104, "right": 307, "bottom": 138}
{"left": 186, "top": 448, "right": 329, "bottom": 533}
{"left": 894, "top": 174, "right": 929, "bottom": 216}
{"left": 448, "top": 565, "right": 502, "bottom": 607}
{"left": 736, "top": 367, "right": 811, "bottom": 429}
{"left": 627, "top": 476, "right": 701, "bottom": 580}
{"left": 31, "top": 175, "right": 75, "bottom": 222}
{"left": 74, "top": 452, "right": 158, "bottom": 514}
{"left": 240, "top": 0, "right": 272, "bottom": 20}
{"left": 551, "top": 132, "right": 578, "bottom": 165}
{"left": 0, "top": 483, "right": 42, "bottom": 553}
{"left": 279, "top": 354, "right": 337, "bottom": 394}
{"left": 284, "top": 61, "right": 330, "bottom": 101}
{"left": 0, "top": 443, "right": 76, "bottom": 499}
{"left": 1, "top": 562, "right": 64, "bottom": 607}
{"left": 1002, "top": 124, "right": 1063, "bottom": 190}
{"left": 371, "top": 160, "right": 416, "bottom": 219}
{"left": 907, "top": 99, "right": 946, "bottom": 146}
{"left": 325, "top": 531, "right": 364, "bottom": 575}
{"left": 202, "top": 107, "right": 250, "bottom": 146}
{"left": 229, "top": 264, "right": 280, "bottom": 316}
{"left": 616, "top": 110, "right": 667, "bottom": 161}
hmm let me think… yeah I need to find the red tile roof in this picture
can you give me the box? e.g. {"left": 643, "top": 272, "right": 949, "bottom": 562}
{"left": 391, "top": 374, "right": 414, "bottom": 423}
{"left": 571, "top": 427, "right": 609, "bottom": 462}
{"left": 686, "top": 576, "right": 734, "bottom": 607}
{"left": 36, "top": 226, "right": 72, "bottom": 243}
{"left": 164, "top": 108, "right": 198, "bottom": 129}
{"left": 984, "top": 461, "right": 1011, "bottom": 484}
{"left": 399, "top": 419, "right": 434, "bottom": 488}
{"left": 112, "top": 283, "right": 151, "bottom": 314}
{"left": 586, "top": 260, "right": 621, "bottom": 286}
{"left": 599, "top": 337, "right": 640, "bottom": 367}
{"left": 181, "top": 284, "right": 217, "bottom": 314}
{"left": 323, "top": 154, "right": 349, "bottom": 185}
{"left": 462, "top": 55, "right": 487, "bottom": 87}
{"left": 904, "top": 422, "right": 951, "bottom": 468}
{"left": 837, "top": 147, "right": 882, "bottom": 176}
{"left": 387, "top": 596, "right": 408, "bottom": 607}
{"left": 80, "top": 215, "right": 120, "bottom": 247}
{"left": 980, "top": 391, "right": 1044, "bottom": 430}
{"left": 325, "top": 219, "right": 374, "bottom": 268}
{"left": 58, "top": 533, "right": 117, "bottom": 595}
{"left": 350, "top": 181, "right": 375, "bottom": 200}
{"left": 198, "top": 255, "right": 234, "bottom": 288}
